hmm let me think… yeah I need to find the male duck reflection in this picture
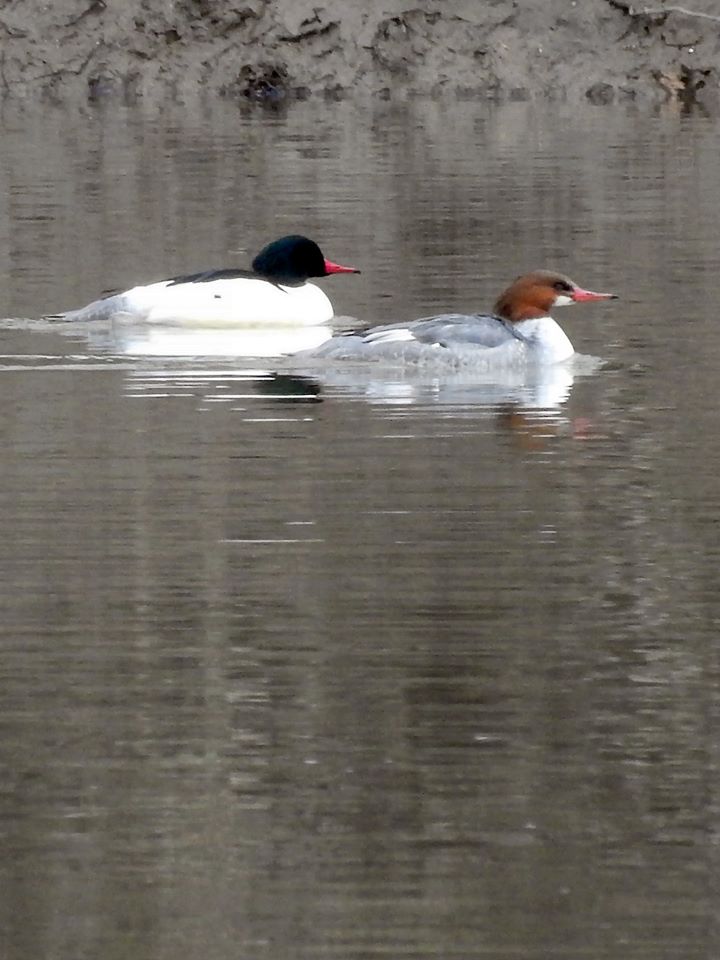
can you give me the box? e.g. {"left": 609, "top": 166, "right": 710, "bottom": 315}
{"left": 47, "top": 235, "right": 359, "bottom": 327}
{"left": 310, "top": 270, "right": 617, "bottom": 366}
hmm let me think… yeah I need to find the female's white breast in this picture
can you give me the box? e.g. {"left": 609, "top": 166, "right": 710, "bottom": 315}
{"left": 514, "top": 316, "right": 575, "bottom": 363}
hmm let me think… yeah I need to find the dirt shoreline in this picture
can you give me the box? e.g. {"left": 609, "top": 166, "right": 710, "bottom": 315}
{"left": 0, "top": 1, "right": 717, "bottom": 106}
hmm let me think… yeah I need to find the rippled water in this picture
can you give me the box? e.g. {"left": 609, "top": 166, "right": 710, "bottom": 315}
{"left": 1, "top": 99, "right": 720, "bottom": 960}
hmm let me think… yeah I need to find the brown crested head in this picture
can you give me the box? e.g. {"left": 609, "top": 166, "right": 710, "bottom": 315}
{"left": 493, "top": 270, "right": 617, "bottom": 323}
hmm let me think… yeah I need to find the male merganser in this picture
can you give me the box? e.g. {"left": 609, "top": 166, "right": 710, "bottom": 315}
{"left": 310, "top": 270, "right": 617, "bottom": 366}
{"left": 47, "top": 235, "right": 359, "bottom": 327}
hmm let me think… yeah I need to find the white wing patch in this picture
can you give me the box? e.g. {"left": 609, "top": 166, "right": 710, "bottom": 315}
{"left": 362, "top": 328, "right": 416, "bottom": 344}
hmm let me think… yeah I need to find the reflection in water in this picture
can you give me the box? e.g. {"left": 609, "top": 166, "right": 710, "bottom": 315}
{"left": 251, "top": 372, "right": 323, "bottom": 403}
{"left": 91, "top": 322, "right": 333, "bottom": 358}
{"left": 126, "top": 367, "right": 323, "bottom": 405}
{"left": 307, "top": 357, "right": 581, "bottom": 408}
{"left": 116, "top": 335, "right": 586, "bottom": 449}
{"left": 63, "top": 313, "right": 592, "bottom": 415}
{"left": 120, "top": 352, "right": 598, "bottom": 454}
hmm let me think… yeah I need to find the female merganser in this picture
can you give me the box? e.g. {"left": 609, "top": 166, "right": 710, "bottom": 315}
{"left": 48, "top": 235, "right": 359, "bottom": 327}
{"left": 310, "top": 270, "right": 617, "bottom": 366}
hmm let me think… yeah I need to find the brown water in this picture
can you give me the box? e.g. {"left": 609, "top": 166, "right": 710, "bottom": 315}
{"left": 1, "top": 99, "right": 720, "bottom": 960}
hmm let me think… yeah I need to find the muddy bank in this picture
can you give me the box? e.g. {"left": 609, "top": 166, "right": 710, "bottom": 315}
{"left": 0, "top": 0, "right": 717, "bottom": 105}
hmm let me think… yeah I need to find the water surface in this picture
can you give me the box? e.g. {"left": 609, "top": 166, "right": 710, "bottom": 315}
{"left": 1, "top": 99, "right": 719, "bottom": 960}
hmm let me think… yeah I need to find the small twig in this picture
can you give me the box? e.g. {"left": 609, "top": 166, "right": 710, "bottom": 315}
{"left": 63, "top": 0, "right": 106, "bottom": 29}
{"left": 645, "top": 5, "right": 720, "bottom": 20}
{"left": 0, "top": 17, "right": 27, "bottom": 38}
{"left": 613, "top": 2, "right": 720, "bottom": 22}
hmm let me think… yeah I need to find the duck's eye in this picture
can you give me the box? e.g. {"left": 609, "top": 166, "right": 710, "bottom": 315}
{"left": 553, "top": 280, "right": 573, "bottom": 293}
